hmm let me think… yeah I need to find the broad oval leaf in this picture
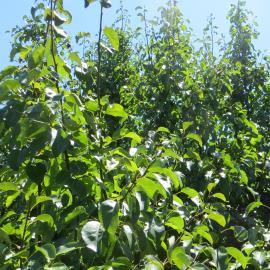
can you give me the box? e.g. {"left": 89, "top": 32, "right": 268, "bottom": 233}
{"left": 170, "top": 247, "right": 190, "bottom": 269}
{"left": 165, "top": 216, "right": 184, "bottom": 232}
{"left": 36, "top": 243, "right": 56, "bottom": 262}
{"left": 105, "top": 103, "right": 128, "bottom": 119}
{"left": 226, "top": 247, "right": 248, "bottom": 269}
{"left": 186, "top": 133, "right": 203, "bottom": 147}
{"left": 0, "top": 182, "right": 19, "bottom": 192}
{"left": 103, "top": 27, "right": 119, "bottom": 50}
{"left": 81, "top": 221, "right": 104, "bottom": 252}
{"left": 181, "top": 187, "right": 198, "bottom": 198}
{"left": 207, "top": 212, "right": 226, "bottom": 227}
{"left": 99, "top": 200, "right": 119, "bottom": 236}
{"left": 246, "top": 201, "right": 263, "bottom": 215}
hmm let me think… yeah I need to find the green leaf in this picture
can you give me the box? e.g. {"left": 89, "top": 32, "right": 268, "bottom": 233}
{"left": 240, "top": 170, "right": 248, "bottom": 185}
{"left": 212, "top": 193, "right": 227, "bottom": 202}
{"left": 81, "top": 221, "right": 104, "bottom": 252}
{"left": 28, "top": 46, "right": 45, "bottom": 68}
{"left": 105, "top": 103, "right": 128, "bottom": 119}
{"left": 123, "top": 132, "right": 142, "bottom": 144}
{"left": 171, "top": 247, "right": 190, "bottom": 268}
{"left": 109, "top": 257, "right": 132, "bottom": 268}
{"left": 162, "top": 149, "right": 181, "bottom": 161}
{"left": 215, "top": 247, "right": 228, "bottom": 270}
{"left": 99, "top": 200, "right": 119, "bottom": 235}
{"left": 186, "top": 133, "right": 203, "bottom": 147}
{"left": 165, "top": 216, "right": 184, "bottom": 232}
{"left": 194, "top": 225, "right": 213, "bottom": 245}
{"left": 136, "top": 178, "right": 166, "bottom": 199}
{"left": 246, "top": 201, "right": 263, "bottom": 215}
{"left": 207, "top": 182, "right": 217, "bottom": 193}
{"left": 25, "top": 163, "right": 46, "bottom": 184}
{"left": 8, "top": 149, "right": 27, "bottom": 171}
{"left": 103, "top": 27, "right": 119, "bottom": 50}
{"left": 226, "top": 247, "right": 248, "bottom": 269}
{"left": 44, "top": 263, "right": 69, "bottom": 270}
{"left": 52, "top": 130, "right": 68, "bottom": 156}
{"left": 30, "top": 196, "right": 52, "bottom": 212}
{"left": 69, "top": 160, "right": 88, "bottom": 175}
{"left": 85, "top": 99, "right": 99, "bottom": 112}
{"left": 191, "top": 264, "right": 209, "bottom": 270}
{"left": 243, "top": 118, "right": 259, "bottom": 135}
{"left": 207, "top": 212, "right": 226, "bottom": 227}
{"left": 163, "top": 168, "right": 182, "bottom": 189}
{"left": 0, "top": 79, "right": 20, "bottom": 100}
{"left": 84, "top": 0, "right": 96, "bottom": 8}
{"left": 181, "top": 187, "right": 198, "bottom": 198}
{"left": 145, "top": 263, "right": 163, "bottom": 270}
{"left": 145, "top": 256, "right": 164, "bottom": 270}
{"left": 56, "top": 242, "right": 82, "bottom": 256}
{"left": 157, "top": 127, "right": 170, "bottom": 133}
{"left": 69, "top": 52, "right": 82, "bottom": 65}
{"left": 36, "top": 243, "right": 56, "bottom": 262}
{"left": 53, "top": 11, "right": 68, "bottom": 26}
{"left": 53, "top": 24, "right": 68, "bottom": 38}
{"left": 0, "top": 210, "right": 16, "bottom": 224}
{"left": 0, "top": 182, "right": 19, "bottom": 192}
{"left": 222, "top": 152, "right": 234, "bottom": 169}
{"left": 64, "top": 206, "right": 86, "bottom": 224}
{"left": 33, "top": 214, "right": 55, "bottom": 228}
{"left": 6, "top": 191, "right": 20, "bottom": 208}
{"left": 182, "top": 121, "right": 193, "bottom": 132}
{"left": 0, "top": 228, "right": 11, "bottom": 244}
{"left": 231, "top": 226, "right": 248, "bottom": 242}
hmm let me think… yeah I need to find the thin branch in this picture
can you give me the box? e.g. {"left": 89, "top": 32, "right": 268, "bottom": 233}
{"left": 96, "top": 4, "right": 106, "bottom": 195}
{"left": 97, "top": 4, "right": 103, "bottom": 109}
{"left": 50, "top": 0, "right": 70, "bottom": 171}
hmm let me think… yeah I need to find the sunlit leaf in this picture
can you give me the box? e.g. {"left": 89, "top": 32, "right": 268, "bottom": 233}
{"left": 105, "top": 103, "right": 128, "bottom": 119}
{"left": 170, "top": 247, "right": 190, "bottom": 269}
{"left": 99, "top": 200, "right": 119, "bottom": 236}
{"left": 81, "top": 221, "right": 104, "bottom": 252}
{"left": 103, "top": 27, "right": 119, "bottom": 50}
{"left": 207, "top": 212, "right": 226, "bottom": 227}
{"left": 212, "top": 193, "right": 227, "bottom": 202}
{"left": 186, "top": 133, "right": 203, "bottom": 147}
{"left": 226, "top": 247, "right": 248, "bottom": 269}
{"left": 246, "top": 201, "right": 263, "bottom": 215}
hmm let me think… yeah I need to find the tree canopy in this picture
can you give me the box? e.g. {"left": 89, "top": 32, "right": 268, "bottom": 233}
{"left": 0, "top": 0, "right": 270, "bottom": 269}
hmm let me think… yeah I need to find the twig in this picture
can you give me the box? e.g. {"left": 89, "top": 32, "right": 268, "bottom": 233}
{"left": 49, "top": 0, "right": 70, "bottom": 171}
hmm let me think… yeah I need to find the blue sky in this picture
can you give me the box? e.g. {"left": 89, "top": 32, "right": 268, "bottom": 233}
{"left": 1, "top": 0, "right": 270, "bottom": 69}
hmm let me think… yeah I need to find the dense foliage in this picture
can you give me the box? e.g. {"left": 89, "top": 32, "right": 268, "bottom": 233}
{"left": 0, "top": 0, "right": 270, "bottom": 269}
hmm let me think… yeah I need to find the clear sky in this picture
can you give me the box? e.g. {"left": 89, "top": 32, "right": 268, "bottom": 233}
{"left": 1, "top": 0, "right": 270, "bottom": 69}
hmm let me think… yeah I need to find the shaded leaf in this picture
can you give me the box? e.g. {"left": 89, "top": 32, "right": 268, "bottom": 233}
{"left": 99, "top": 200, "right": 119, "bottom": 235}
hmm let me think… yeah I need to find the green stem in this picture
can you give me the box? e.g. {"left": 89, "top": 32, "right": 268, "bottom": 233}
{"left": 96, "top": 3, "right": 106, "bottom": 199}
{"left": 97, "top": 4, "right": 103, "bottom": 110}
{"left": 50, "top": 0, "right": 70, "bottom": 171}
